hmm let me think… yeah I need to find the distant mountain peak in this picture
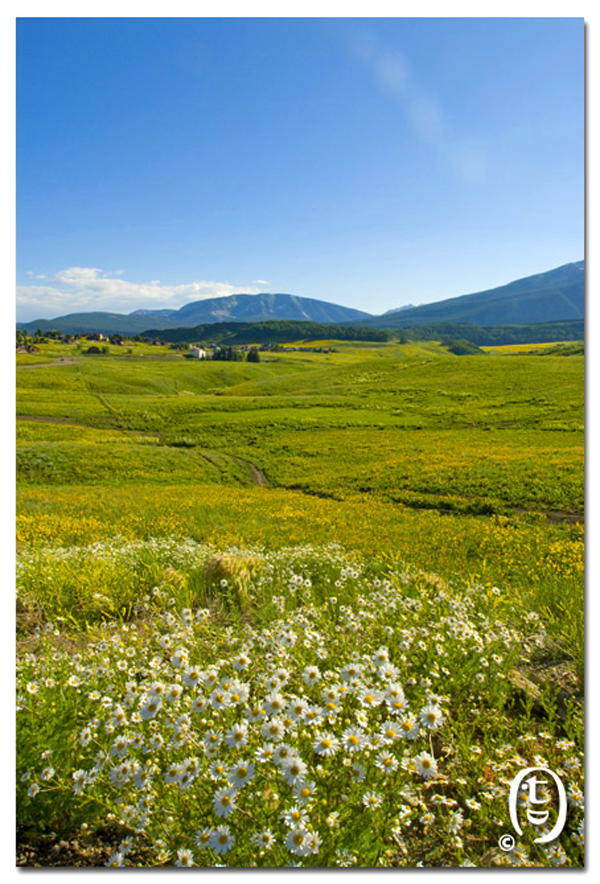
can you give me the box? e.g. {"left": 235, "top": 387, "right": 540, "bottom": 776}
{"left": 347, "top": 260, "right": 585, "bottom": 330}
{"left": 383, "top": 303, "right": 416, "bottom": 315}
{"left": 16, "top": 261, "right": 584, "bottom": 336}
{"left": 18, "top": 292, "right": 372, "bottom": 336}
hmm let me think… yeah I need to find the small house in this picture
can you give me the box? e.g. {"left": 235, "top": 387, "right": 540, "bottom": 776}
{"left": 190, "top": 346, "right": 206, "bottom": 359}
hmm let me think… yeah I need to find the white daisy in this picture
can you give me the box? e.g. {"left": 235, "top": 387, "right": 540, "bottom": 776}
{"left": 380, "top": 720, "right": 402, "bottom": 743}
{"left": 253, "top": 829, "right": 276, "bottom": 850}
{"left": 210, "top": 825, "right": 234, "bottom": 855}
{"left": 213, "top": 786, "right": 237, "bottom": 818}
{"left": 182, "top": 665, "right": 202, "bottom": 687}
{"left": 375, "top": 751, "right": 399, "bottom": 773}
{"left": 314, "top": 733, "right": 339, "bottom": 757}
{"left": 281, "top": 757, "right": 308, "bottom": 785}
{"left": 228, "top": 761, "right": 255, "bottom": 789}
{"left": 414, "top": 752, "right": 438, "bottom": 779}
{"left": 286, "top": 826, "right": 312, "bottom": 857}
{"left": 262, "top": 717, "right": 286, "bottom": 742}
{"left": 282, "top": 805, "right": 309, "bottom": 827}
{"left": 175, "top": 848, "right": 194, "bottom": 867}
{"left": 341, "top": 726, "right": 366, "bottom": 753}
{"left": 362, "top": 791, "right": 383, "bottom": 810}
{"left": 420, "top": 703, "right": 444, "bottom": 730}
{"left": 398, "top": 713, "right": 421, "bottom": 740}
{"left": 224, "top": 722, "right": 248, "bottom": 748}
{"left": 195, "top": 827, "right": 213, "bottom": 850}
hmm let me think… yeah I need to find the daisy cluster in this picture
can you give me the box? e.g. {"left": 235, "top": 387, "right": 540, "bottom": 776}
{"left": 17, "top": 543, "right": 584, "bottom": 867}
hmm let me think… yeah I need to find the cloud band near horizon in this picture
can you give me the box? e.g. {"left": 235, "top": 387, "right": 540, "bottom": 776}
{"left": 17, "top": 267, "right": 267, "bottom": 321}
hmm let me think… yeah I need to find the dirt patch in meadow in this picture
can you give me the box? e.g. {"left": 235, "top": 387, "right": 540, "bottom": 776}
{"left": 17, "top": 827, "right": 153, "bottom": 867}
{"left": 228, "top": 453, "right": 269, "bottom": 486}
{"left": 17, "top": 358, "right": 83, "bottom": 369}
{"left": 510, "top": 505, "right": 584, "bottom": 524}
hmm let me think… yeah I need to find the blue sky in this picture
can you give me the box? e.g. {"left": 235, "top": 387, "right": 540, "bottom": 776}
{"left": 16, "top": 17, "right": 583, "bottom": 321}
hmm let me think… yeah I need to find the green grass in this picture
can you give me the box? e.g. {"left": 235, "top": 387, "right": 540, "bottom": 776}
{"left": 16, "top": 340, "right": 584, "bottom": 707}
{"left": 16, "top": 338, "right": 584, "bottom": 867}
{"left": 17, "top": 342, "right": 583, "bottom": 515}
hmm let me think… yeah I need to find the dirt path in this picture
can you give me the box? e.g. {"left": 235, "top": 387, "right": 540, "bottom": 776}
{"left": 510, "top": 505, "right": 583, "bottom": 524}
{"left": 228, "top": 454, "right": 269, "bottom": 486}
{"left": 17, "top": 414, "right": 579, "bottom": 512}
{"left": 16, "top": 414, "right": 270, "bottom": 487}
{"left": 17, "top": 358, "right": 82, "bottom": 369}
{"left": 17, "top": 415, "right": 90, "bottom": 426}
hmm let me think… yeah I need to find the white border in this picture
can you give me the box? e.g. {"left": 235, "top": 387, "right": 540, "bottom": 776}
{"left": 3, "top": 3, "right": 595, "bottom": 880}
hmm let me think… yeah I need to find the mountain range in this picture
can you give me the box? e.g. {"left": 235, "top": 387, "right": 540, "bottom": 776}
{"left": 17, "top": 294, "right": 370, "bottom": 336}
{"left": 17, "top": 260, "right": 584, "bottom": 336}
{"left": 350, "top": 260, "right": 584, "bottom": 329}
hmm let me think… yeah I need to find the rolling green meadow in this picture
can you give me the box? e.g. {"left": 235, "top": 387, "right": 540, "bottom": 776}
{"left": 16, "top": 339, "right": 584, "bottom": 867}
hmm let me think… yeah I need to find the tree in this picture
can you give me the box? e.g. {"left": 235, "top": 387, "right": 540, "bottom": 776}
{"left": 246, "top": 348, "right": 261, "bottom": 363}
{"left": 213, "top": 346, "right": 243, "bottom": 362}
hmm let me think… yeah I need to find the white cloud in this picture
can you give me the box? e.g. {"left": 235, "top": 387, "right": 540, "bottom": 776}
{"left": 17, "top": 267, "right": 262, "bottom": 320}
{"left": 253, "top": 279, "right": 271, "bottom": 286}
{"left": 348, "top": 31, "right": 487, "bottom": 183}
{"left": 406, "top": 94, "right": 444, "bottom": 143}
{"left": 351, "top": 33, "right": 408, "bottom": 97}
{"left": 55, "top": 267, "right": 103, "bottom": 284}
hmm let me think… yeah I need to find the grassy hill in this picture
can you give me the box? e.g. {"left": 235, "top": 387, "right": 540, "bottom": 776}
{"left": 139, "top": 318, "right": 584, "bottom": 347}
{"left": 16, "top": 338, "right": 584, "bottom": 868}
{"left": 141, "top": 319, "right": 391, "bottom": 344}
{"left": 398, "top": 318, "right": 584, "bottom": 345}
